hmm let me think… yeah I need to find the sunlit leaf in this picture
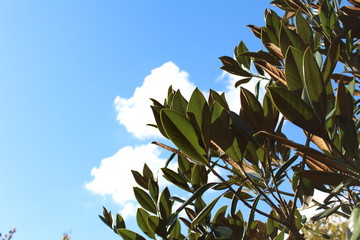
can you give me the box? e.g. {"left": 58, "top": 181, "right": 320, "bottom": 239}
{"left": 117, "top": 229, "right": 147, "bottom": 240}
{"left": 133, "top": 187, "right": 157, "bottom": 214}
{"left": 160, "top": 109, "right": 208, "bottom": 165}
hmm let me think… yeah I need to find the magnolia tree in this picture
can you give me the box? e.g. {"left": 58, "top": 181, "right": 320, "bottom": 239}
{"left": 100, "top": 0, "right": 360, "bottom": 239}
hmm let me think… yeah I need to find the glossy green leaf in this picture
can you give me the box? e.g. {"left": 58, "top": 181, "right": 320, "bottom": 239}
{"left": 219, "top": 56, "right": 252, "bottom": 77}
{"left": 209, "top": 89, "right": 229, "bottom": 110}
{"left": 296, "top": 10, "right": 313, "bottom": 46}
{"left": 234, "top": 77, "right": 252, "bottom": 88}
{"left": 263, "top": 92, "right": 279, "bottom": 132}
{"left": 211, "top": 102, "right": 243, "bottom": 162}
{"left": 285, "top": 46, "right": 304, "bottom": 92}
{"left": 133, "top": 187, "right": 157, "bottom": 214}
{"left": 136, "top": 208, "right": 155, "bottom": 239}
{"left": 191, "top": 194, "right": 223, "bottom": 227}
{"left": 162, "top": 168, "right": 191, "bottom": 192}
{"left": 150, "top": 105, "right": 168, "bottom": 138}
{"left": 172, "top": 182, "right": 218, "bottom": 217}
{"left": 171, "top": 90, "right": 188, "bottom": 116}
{"left": 169, "top": 219, "right": 181, "bottom": 239}
{"left": 131, "top": 170, "right": 148, "bottom": 190}
{"left": 160, "top": 109, "right": 208, "bottom": 165}
{"left": 336, "top": 82, "right": 359, "bottom": 160}
{"left": 303, "top": 47, "right": 327, "bottom": 122}
{"left": 158, "top": 187, "right": 172, "bottom": 220}
{"left": 187, "top": 88, "right": 211, "bottom": 151}
{"left": 280, "top": 25, "right": 305, "bottom": 56}
{"left": 268, "top": 87, "right": 325, "bottom": 137}
{"left": 117, "top": 229, "right": 147, "bottom": 240}
{"left": 348, "top": 203, "right": 360, "bottom": 240}
{"left": 115, "top": 214, "right": 126, "bottom": 229}
{"left": 240, "top": 87, "right": 264, "bottom": 131}
{"left": 148, "top": 177, "right": 159, "bottom": 202}
{"left": 322, "top": 39, "right": 340, "bottom": 84}
{"left": 235, "top": 41, "right": 251, "bottom": 69}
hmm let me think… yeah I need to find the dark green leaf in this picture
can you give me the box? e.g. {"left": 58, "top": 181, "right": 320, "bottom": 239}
{"left": 187, "top": 88, "right": 211, "bottom": 151}
{"left": 162, "top": 168, "right": 191, "bottom": 192}
{"left": 285, "top": 46, "right": 304, "bottom": 92}
{"left": 268, "top": 87, "right": 326, "bottom": 137}
{"left": 303, "top": 47, "right": 327, "bottom": 122}
{"left": 117, "top": 229, "right": 147, "bottom": 240}
{"left": 136, "top": 208, "right": 155, "bottom": 239}
{"left": 211, "top": 102, "right": 243, "bottom": 162}
{"left": 160, "top": 109, "right": 208, "bottom": 165}
{"left": 133, "top": 187, "right": 157, "bottom": 214}
{"left": 191, "top": 194, "right": 223, "bottom": 227}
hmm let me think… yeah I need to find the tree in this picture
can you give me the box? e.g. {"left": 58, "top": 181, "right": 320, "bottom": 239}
{"left": 100, "top": 0, "right": 360, "bottom": 239}
{"left": 0, "top": 228, "right": 16, "bottom": 240}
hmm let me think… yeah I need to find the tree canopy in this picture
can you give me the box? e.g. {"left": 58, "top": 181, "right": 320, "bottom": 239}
{"left": 100, "top": 0, "right": 360, "bottom": 239}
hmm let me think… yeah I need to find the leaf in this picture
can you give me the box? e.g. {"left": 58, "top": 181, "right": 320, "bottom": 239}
{"left": 161, "top": 168, "right": 191, "bottom": 192}
{"left": 131, "top": 170, "right": 148, "bottom": 190}
{"left": 336, "top": 82, "right": 359, "bottom": 160}
{"left": 191, "top": 194, "right": 223, "bottom": 227}
{"left": 254, "top": 61, "right": 287, "bottom": 86}
{"left": 245, "top": 195, "right": 261, "bottom": 237}
{"left": 115, "top": 214, "right": 126, "bottom": 229}
{"left": 211, "top": 102, "right": 243, "bottom": 162}
{"left": 310, "top": 205, "right": 341, "bottom": 222}
{"left": 263, "top": 92, "right": 279, "bottom": 133}
{"left": 256, "top": 131, "right": 356, "bottom": 175}
{"left": 136, "top": 208, "right": 155, "bottom": 239}
{"left": 172, "top": 182, "right": 218, "bottom": 216}
{"left": 240, "top": 87, "right": 264, "bottom": 131}
{"left": 275, "top": 155, "right": 298, "bottom": 181}
{"left": 171, "top": 90, "right": 188, "bottom": 115}
{"left": 158, "top": 187, "right": 172, "bottom": 220}
{"left": 296, "top": 170, "right": 358, "bottom": 186}
{"left": 169, "top": 219, "right": 181, "bottom": 239}
{"left": 234, "top": 77, "right": 252, "bottom": 88}
{"left": 268, "top": 87, "right": 326, "bottom": 137}
{"left": 160, "top": 109, "right": 208, "bottom": 165}
{"left": 285, "top": 46, "right": 304, "bottom": 92}
{"left": 148, "top": 177, "right": 159, "bottom": 202}
{"left": 348, "top": 203, "right": 360, "bottom": 240}
{"left": 117, "top": 229, "right": 147, "bottom": 240}
{"left": 296, "top": 10, "right": 313, "bottom": 46}
{"left": 235, "top": 41, "right": 251, "bottom": 69}
{"left": 303, "top": 47, "right": 327, "bottom": 122}
{"left": 99, "top": 207, "right": 113, "bottom": 229}
{"left": 187, "top": 88, "right": 211, "bottom": 151}
{"left": 279, "top": 24, "right": 305, "bottom": 56}
{"left": 133, "top": 187, "right": 157, "bottom": 214}
{"left": 219, "top": 56, "right": 252, "bottom": 77}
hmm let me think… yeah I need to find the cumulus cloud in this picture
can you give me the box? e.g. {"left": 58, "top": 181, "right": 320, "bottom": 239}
{"left": 87, "top": 62, "right": 267, "bottom": 219}
{"left": 114, "top": 61, "right": 196, "bottom": 140}
{"left": 85, "top": 143, "right": 167, "bottom": 209}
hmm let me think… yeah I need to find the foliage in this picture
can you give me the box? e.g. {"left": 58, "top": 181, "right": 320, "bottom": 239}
{"left": 0, "top": 228, "right": 16, "bottom": 240}
{"left": 100, "top": 0, "right": 360, "bottom": 239}
{"left": 303, "top": 215, "right": 347, "bottom": 239}
{"left": 62, "top": 232, "right": 71, "bottom": 240}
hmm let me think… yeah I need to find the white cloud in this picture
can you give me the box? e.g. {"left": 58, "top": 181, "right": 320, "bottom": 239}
{"left": 85, "top": 143, "right": 167, "bottom": 209}
{"left": 114, "top": 61, "right": 196, "bottom": 140}
{"left": 87, "top": 62, "right": 270, "bottom": 220}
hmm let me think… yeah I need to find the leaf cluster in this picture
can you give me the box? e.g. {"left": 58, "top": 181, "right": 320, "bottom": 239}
{"left": 100, "top": 0, "right": 360, "bottom": 239}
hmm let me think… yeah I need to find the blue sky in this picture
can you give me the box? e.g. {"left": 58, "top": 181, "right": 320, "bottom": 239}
{"left": 0, "top": 1, "right": 273, "bottom": 239}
